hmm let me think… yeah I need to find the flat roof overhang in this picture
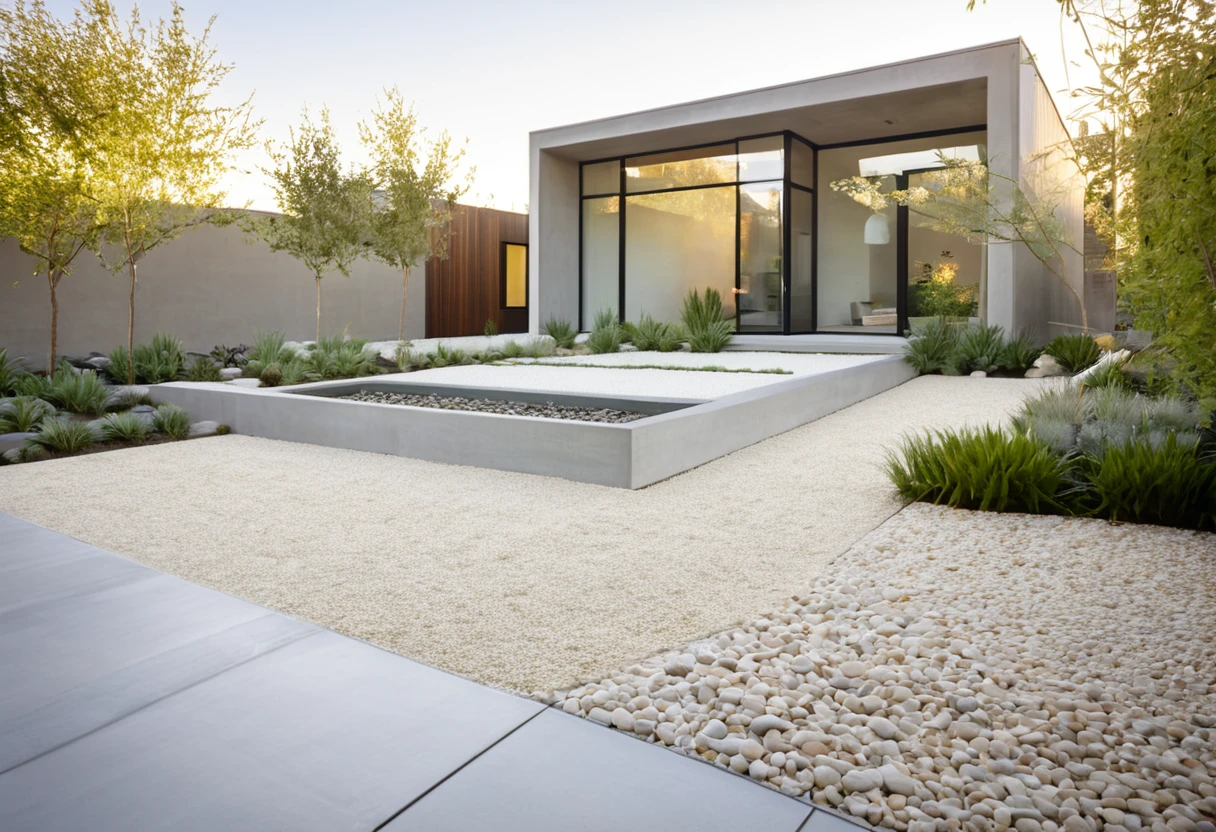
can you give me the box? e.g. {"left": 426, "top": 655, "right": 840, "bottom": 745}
{"left": 530, "top": 40, "right": 1019, "bottom": 161}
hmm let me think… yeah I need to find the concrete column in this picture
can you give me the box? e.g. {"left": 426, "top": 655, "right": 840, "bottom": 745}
{"left": 528, "top": 147, "right": 579, "bottom": 334}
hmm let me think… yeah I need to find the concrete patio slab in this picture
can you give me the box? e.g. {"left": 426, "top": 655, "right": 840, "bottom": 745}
{"left": 383, "top": 709, "right": 814, "bottom": 831}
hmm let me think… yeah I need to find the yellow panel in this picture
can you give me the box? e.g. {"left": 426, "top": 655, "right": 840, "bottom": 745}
{"left": 505, "top": 244, "right": 527, "bottom": 307}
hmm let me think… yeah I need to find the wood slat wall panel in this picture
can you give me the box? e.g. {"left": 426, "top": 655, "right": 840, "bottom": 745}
{"left": 425, "top": 204, "right": 529, "bottom": 338}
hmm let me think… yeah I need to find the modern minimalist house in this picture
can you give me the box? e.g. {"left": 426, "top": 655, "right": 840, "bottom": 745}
{"left": 527, "top": 40, "right": 1085, "bottom": 345}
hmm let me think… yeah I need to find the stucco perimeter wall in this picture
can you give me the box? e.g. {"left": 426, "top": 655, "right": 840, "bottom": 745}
{"left": 1, "top": 219, "right": 425, "bottom": 371}
{"left": 629, "top": 356, "right": 917, "bottom": 488}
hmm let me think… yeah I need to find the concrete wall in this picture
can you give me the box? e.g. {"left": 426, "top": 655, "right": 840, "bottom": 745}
{"left": 529, "top": 150, "right": 579, "bottom": 333}
{"left": 1, "top": 218, "right": 425, "bottom": 370}
{"left": 1010, "top": 61, "right": 1086, "bottom": 338}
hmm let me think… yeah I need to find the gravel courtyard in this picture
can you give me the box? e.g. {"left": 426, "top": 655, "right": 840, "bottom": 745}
{"left": 561, "top": 504, "right": 1216, "bottom": 832}
{"left": 0, "top": 376, "right": 1039, "bottom": 694}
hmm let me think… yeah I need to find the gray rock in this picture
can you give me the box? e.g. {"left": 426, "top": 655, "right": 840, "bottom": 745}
{"left": 1026, "top": 354, "right": 1067, "bottom": 378}
{"left": 105, "top": 385, "right": 150, "bottom": 406}
{"left": 84, "top": 356, "right": 111, "bottom": 370}
{"left": 970, "top": 370, "right": 987, "bottom": 378}
{"left": 188, "top": 420, "right": 221, "bottom": 438}
{"left": 131, "top": 404, "right": 156, "bottom": 414}
{"left": 0, "top": 432, "right": 38, "bottom": 453}
{"left": 219, "top": 367, "right": 243, "bottom": 380}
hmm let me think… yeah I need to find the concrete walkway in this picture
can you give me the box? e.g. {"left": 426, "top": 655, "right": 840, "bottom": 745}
{"left": 0, "top": 513, "right": 860, "bottom": 832}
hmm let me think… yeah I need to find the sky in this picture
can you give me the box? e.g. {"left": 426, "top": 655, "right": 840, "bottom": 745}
{"left": 41, "top": 0, "right": 1094, "bottom": 212}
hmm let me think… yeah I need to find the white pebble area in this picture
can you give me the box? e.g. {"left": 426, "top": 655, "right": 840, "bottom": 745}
{"left": 0, "top": 376, "right": 1040, "bottom": 693}
{"left": 559, "top": 504, "right": 1216, "bottom": 832}
{"left": 381, "top": 351, "right": 887, "bottom": 400}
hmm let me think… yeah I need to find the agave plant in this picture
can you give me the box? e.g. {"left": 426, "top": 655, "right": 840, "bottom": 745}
{"left": 681, "top": 288, "right": 733, "bottom": 353}
{"left": 631, "top": 313, "right": 683, "bottom": 352}
{"left": 543, "top": 316, "right": 577, "bottom": 349}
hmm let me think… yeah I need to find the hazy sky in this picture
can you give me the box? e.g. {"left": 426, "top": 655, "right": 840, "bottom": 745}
{"left": 42, "top": 0, "right": 1092, "bottom": 211}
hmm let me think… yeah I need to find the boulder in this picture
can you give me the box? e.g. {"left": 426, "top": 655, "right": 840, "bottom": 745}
{"left": 105, "top": 385, "right": 150, "bottom": 407}
{"left": 188, "top": 420, "right": 221, "bottom": 438}
{"left": 84, "top": 356, "right": 112, "bottom": 370}
{"left": 1025, "top": 354, "right": 1066, "bottom": 378}
{"left": 219, "top": 367, "right": 244, "bottom": 380}
{"left": 0, "top": 432, "right": 38, "bottom": 453}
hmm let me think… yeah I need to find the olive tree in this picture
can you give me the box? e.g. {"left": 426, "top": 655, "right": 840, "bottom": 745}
{"left": 359, "top": 87, "right": 472, "bottom": 340}
{"left": 0, "top": 0, "right": 102, "bottom": 374}
{"left": 85, "top": 0, "right": 258, "bottom": 384}
{"left": 256, "top": 107, "right": 373, "bottom": 342}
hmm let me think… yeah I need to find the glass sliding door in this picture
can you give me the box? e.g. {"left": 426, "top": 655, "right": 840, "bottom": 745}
{"left": 737, "top": 181, "right": 783, "bottom": 331}
{"left": 625, "top": 187, "right": 736, "bottom": 323}
{"left": 581, "top": 197, "right": 620, "bottom": 326}
{"left": 790, "top": 187, "right": 813, "bottom": 332}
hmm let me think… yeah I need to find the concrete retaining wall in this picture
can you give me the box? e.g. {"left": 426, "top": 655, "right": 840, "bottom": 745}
{"left": 151, "top": 357, "right": 915, "bottom": 488}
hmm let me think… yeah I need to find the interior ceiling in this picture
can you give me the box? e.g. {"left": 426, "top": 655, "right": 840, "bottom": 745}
{"left": 553, "top": 78, "right": 989, "bottom": 161}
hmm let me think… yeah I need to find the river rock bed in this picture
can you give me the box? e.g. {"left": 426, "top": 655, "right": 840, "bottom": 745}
{"left": 557, "top": 504, "right": 1216, "bottom": 832}
{"left": 338, "top": 390, "right": 647, "bottom": 423}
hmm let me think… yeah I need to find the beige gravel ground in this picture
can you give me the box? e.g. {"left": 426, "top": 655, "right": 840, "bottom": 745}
{"left": 0, "top": 376, "right": 1042, "bottom": 694}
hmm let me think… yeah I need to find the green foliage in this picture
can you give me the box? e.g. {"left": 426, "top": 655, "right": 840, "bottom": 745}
{"left": 132, "top": 332, "right": 185, "bottom": 384}
{"left": 209, "top": 344, "right": 249, "bottom": 368}
{"left": 0, "top": 396, "right": 54, "bottom": 433}
{"left": 29, "top": 417, "right": 95, "bottom": 454}
{"left": 903, "top": 317, "right": 960, "bottom": 374}
{"left": 305, "top": 337, "right": 374, "bottom": 380}
{"left": 98, "top": 410, "right": 151, "bottom": 442}
{"left": 0, "top": 349, "right": 28, "bottom": 396}
{"left": 543, "top": 316, "right": 577, "bottom": 350}
{"left": 886, "top": 426, "right": 1068, "bottom": 514}
{"left": 631, "top": 314, "right": 683, "bottom": 352}
{"left": 431, "top": 343, "right": 472, "bottom": 368}
{"left": 999, "top": 332, "right": 1041, "bottom": 373}
{"left": 11, "top": 371, "right": 51, "bottom": 399}
{"left": 259, "top": 363, "right": 284, "bottom": 387}
{"left": 680, "top": 288, "right": 734, "bottom": 353}
{"left": 1044, "top": 334, "right": 1101, "bottom": 373}
{"left": 43, "top": 367, "right": 108, "bottom": 416}
{"left": 1080, "top": 435, "right": 1215, "bottom": 530}
{"left": 909, "top": 253, "right": 977, "bottom": 318}
{"left": 483, "top": 319, "right": 498, "bottom": 337}
{"left": 522, "top": 337, "right": 556, "bottom": 359}
{"left": 395, "top": 345, "right": 433, "bottom": 372}
{"left": 185, "top": 356, "right": 223, "bottom": 382}
{"left": 500, "top": 340, "right": 526, "bottom": 359}
{"left": 152, "top": 403, "right": 192, "bottom": 439}
{"left": 257, "top": 107, "right": 372, "bottom": 341}
{"left": 243, "top": 331, "right": 294, "bottom": 378}
{"left": 587, "top": 309, "right": 623, "bottom": 354}
{"left": 954, "top": 324, "right": 1007, "bottom": 374}
{"left": 1082, "top": 361, "right": 1131, "bottom": 391}
{"left": 359, "top": 87, "right": 470, "bottom": 341}
{"left": 105, "top": 346, "right": 131, "bottom": 384}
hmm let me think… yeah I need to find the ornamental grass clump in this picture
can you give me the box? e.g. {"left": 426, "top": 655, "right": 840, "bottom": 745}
{"left": 543, "top": 316, "right": 577, "bottom": 349}
{"left": 631, "top": 313, "right": 683, "bottom": 352}
{"left": 0, "top": 349, "right": 26, "bottom": 396}
{"left": 1044, "top": 333, "right": 1102, "bottom": 373}
{"left": 500, "top": 340, "right": 526, "bottom": 359}
{"left": 29, "top": 417, "right": 96, "bottom": 454}
{"left": 243, "top": 331, "right": 295, "bottom": 378}
{"left": 1082, "top": 360, "right": 1131, "bottom": 390}
{"left": 681, "top": 288, "right": 733, "bottom": 353}
{"left": 903, "top": 317, "right": 960, "bottom": 374}
{"left": 152, "top": 403, "right": 192, "bottom": 439}
{"left": 886, "top": 426, "right": 1069, "bottom": 514}
{"left": 431, "top": 343, "right": 473, "bottom": 367}
{"left": 1079, "top": 434, "right": 1216, "bottom": 530}
{"left": 131, "top": 332, "right": 185, "bottom": 383}
{"left": 98, "top": 411, "right": 152, "bottom": 442}
{"left": 587, "top": 309, "right": 623, "bottom": 354}
{"left": 953, "top": 324, "right": 1008, "bottom": 374}
{"left": 43, "top": 367, "right": 109, "bottom": 416}
{"left": 523, "top": 337, "right": 556, "bottom": 358}
{"left": 0, "top": 396, "right": 55, "bottom": 433}
{"left": 185, "top": 356, "right": 224, "bottom": 382}
{"left": 999, "top": 331, "right": 1041, "bottom": 373}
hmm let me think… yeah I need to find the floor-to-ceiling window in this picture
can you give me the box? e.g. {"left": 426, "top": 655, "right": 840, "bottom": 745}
{"left": 816, "top": 130, "right": 986, "bottom": 334}
{"left": 579, "top": 137, "right": 790, "bottom": 331}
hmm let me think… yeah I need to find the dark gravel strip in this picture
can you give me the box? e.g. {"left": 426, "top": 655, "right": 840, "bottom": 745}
{"left": 338, "top": 391, "right": 647, "bottom": 423}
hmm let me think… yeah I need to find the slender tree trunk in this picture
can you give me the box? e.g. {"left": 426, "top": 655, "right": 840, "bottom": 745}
{"left": 126, "top": 255, "right": 137, "bottom": 385}
{"left": 48, "top": 271, "right": 60, "bottom": 377}
{"left": 399, "top": 266, "right": 410, "bottom": 341}
{"left": 315, "top": 275, "right": 322, "bottom": 343}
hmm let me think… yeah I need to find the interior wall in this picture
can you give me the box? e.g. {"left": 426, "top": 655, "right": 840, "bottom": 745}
{"left": 1, "top": 219, "right": 423, "bottom": 370}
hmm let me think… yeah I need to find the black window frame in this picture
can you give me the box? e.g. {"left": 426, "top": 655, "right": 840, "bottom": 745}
{"left": 576, "top": 123, "right": 986, "bottom": 336}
